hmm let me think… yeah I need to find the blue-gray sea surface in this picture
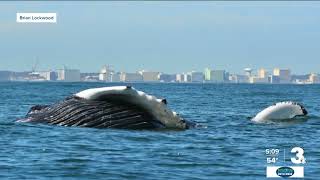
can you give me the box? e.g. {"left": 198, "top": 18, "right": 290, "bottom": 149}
{"left": 0, "top": 82, "right": 319, "bottom": 179}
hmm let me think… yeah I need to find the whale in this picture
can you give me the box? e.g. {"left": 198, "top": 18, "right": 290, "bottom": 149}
{"left": 252, "top": 101, "right": 308, "bottom": 122}
{"left": 18, "top": 86, "right": 195, "bottom": 130}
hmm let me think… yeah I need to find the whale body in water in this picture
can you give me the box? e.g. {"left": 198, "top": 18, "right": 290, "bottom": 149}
{"left": 19, "top": 86, "right": 194, "bottom": 130}
{"left": 252, "top": 101, "right": 308, "bottom": 122}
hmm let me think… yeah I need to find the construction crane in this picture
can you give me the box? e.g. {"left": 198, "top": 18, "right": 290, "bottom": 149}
{"left": 29, "top": 57, "right": 40, "bottom": 78}
{"left": 31, "top": 57, "right": 39, "bottom": 73}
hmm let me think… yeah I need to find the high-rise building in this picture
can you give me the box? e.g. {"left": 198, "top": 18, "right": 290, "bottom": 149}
{"left": 269, "top": 75, "right": 280, "bottom": 84}
{"left": 211, "top": 70, "right": 227, "bottom": 83}
{"left": 57, "top": 68, "right": 80, "bottom": 82}
{"left": 110, "top": 72, "right": 121, "bottom": 82}
{"left": 273, "top": 68, "right": 291, "bottom": 83}
{"left": 229, "top": 74, "right": 248, "bottom": 83}
{"left": 244, "top": 68, "right": 252, "bottom": 77}
{"left": 176, "top": 74, "right": 183, "bottom": 82}
{"left": 0, "top": 71, "right": 12, "bottom": 81}
{"left": 204, "top": 68, "right": 211, "bottom": 81}
{"left": 121, "top": 72, "right": 143, "bottom": 82}
{"left": 247, "top": 68, "right": 269, "bottom": 84}
{"left": 258, "top": 68, "right": 268, "bottom": 78}
{"left": 183, "top": 73, "right": 192, "bottom": 82}
{"left": 191, "top": 71, "right": 204, "bottom": 82}
{"left": 175, "top": 73, "right": 191, "bottom": 82}
{"left": 159, "top": 73, "right": 176, "bottom": 82}
{"left": 141, "top": 71, "right": 159, "bottom": 82}
{"left": 39, "top": 71, "right": 57, "bottom": 81}
{"left": 309, "top": 73, "right": 319, "bottom": 84}
{"left": 99, "top": 65, "right": 112, "bottom": 82}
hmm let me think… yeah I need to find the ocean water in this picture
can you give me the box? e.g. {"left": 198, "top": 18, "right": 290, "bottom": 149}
{"left": 0, "top": 82, "right": 319, "bottom": 179}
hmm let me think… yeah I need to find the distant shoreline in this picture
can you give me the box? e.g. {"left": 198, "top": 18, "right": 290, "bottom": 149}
{"left": 0, "top": 81, "right": 318, "bottom": 85}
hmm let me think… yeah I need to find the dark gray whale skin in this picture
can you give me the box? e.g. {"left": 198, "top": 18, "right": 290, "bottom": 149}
{"left": 19, "top": 96, "right": 194, "bottom": 130}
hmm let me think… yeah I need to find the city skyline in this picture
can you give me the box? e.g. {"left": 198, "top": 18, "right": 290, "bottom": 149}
{"left": 1, "top": 64, "right": 319, "bottom": 85}
{"left": 0, "top": 63, "right": 318, "bottom": 75}
{"left": 1, "top": 2, "right": 320, "bottom": 74}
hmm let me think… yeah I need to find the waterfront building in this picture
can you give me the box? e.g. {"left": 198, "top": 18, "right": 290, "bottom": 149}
{"left": 204, "top": 68, "right": 211, "bottom": 81}
{"left": 309, "top": 73, "right": 319, "bottom": 84}
{"left": 244, "top": 68, "right": 252, "bottom": 77}
{"left": 225, "top": 72, "right": 230, "bottom": 83}
{"left": 27, "top": 72, "right": 47, "bottom": 81}
{"left": 159, "top": 73, "right": 176, "bottom": 82}
{"left": 258, "top": 68, "right": 268, "bottom": 78}
{"left": 239, "top": 75, "right": 249, "bottom": 83}
{"left": 175, "top": 73, "right": 191, "bottom": 83}
{"left": 273, "top": 68, "right": 291, "bottom": 83}
{"left": 176, "top": 74, "right": 183, "bottom": 82}
{"left": 119, "top": 72, "right": 126, "bottom": 82}
{"left": 291, "top": 74, "right": 309, "bottom": 83}
{"left": 121, "top": 72, "right": 143, "bottom": 82}
{"left": 269, "top": 75, "right": 280, "bottom": 84}
{"left": 211, "top": 70, "right": 227, "bottom": 83}
{"left": 249, "top": 76, "right": 268, "bottom": 84}
{"left": 191, "top": 71, "right": 204, "bottom": 82}
{"left": 228, "top": 74, "right": 237, "bottom": 83}
{"left": 99, "top": 65, "right": 112, "bottom": 82}
{"left": 141, "top": 71, "right": 159, "bottom": 82}
{"left": 39, "top": 71, "right": 57, "bottom": 81}
{"left": 57, "top": 68, "right": 81, "bottom": 82}
{"left": 183, "top": 73, "right": 192, "bottom": 82}
{"left": 110, "top": 72, "right": 121, "bottom": 82}
{"left": 247, "top": 68, "right": 269, "bottom": 84}
{"left": 0, "top": 71, "right": 12, "bottom": 81}
{"left": 10, "top": 72, "right": 29, "bottom": 81}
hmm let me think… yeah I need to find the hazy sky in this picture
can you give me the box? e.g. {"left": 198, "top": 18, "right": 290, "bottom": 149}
{"left": 0, "top": 1, "right": 320, "bottom": 74}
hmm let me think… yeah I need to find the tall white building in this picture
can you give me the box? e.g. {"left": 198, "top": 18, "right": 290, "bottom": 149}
{"left": 183, "top": 73, "right": 192, "bottom": 82}
{"left": 204, "top": 68, "right": 211, "bottom": 81}
{"left": 121, "top": 72, "right": 143, "bottom": 82}
{"left": 99, "top": 65, "right": 112, "bottom": 82}
{"left": 176, "top": 73, "right": 191, "bottom": 82}
{"left": 39, "top": 71, "right": 57, "bottom": 81}
{"left": 57, "top": 68, "right": 80, "bottom": 82}
{"left": 176, "top": 74, "right": 183, "bottom": 82}
{"left": 309, "top": 73, "right": 319, "bottom": 84}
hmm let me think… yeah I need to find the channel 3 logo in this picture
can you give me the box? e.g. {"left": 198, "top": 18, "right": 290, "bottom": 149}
{"left": 266, "top": 147, "right": 306, "bottom": 178}
{"left": 290, "top": 147, "right": 306, "bottom": 164}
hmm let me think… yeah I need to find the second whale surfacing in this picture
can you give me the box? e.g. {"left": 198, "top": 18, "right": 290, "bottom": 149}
{"left": 252, "top": 101, "right": 308, "bottom": 123}
{"left": 19, "top": 86, "right": 195, "bottom": 130}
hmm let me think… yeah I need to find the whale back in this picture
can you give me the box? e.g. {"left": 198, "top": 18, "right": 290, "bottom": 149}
{"left": 22, "top": 86, "right": 189, "bottom": 130}
{"left": 75, "top": 86, "right": 188, "bottom": 129}
{"left": 252, "top": 101, "right": 307, "bottom": 122}
{"left": 24, "top": 96, "right": 164, "bottom": 129}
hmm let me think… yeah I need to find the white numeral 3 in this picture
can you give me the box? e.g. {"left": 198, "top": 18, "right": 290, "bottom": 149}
{"left": 291, "top": 147, "right": 306, "bottom": 164}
